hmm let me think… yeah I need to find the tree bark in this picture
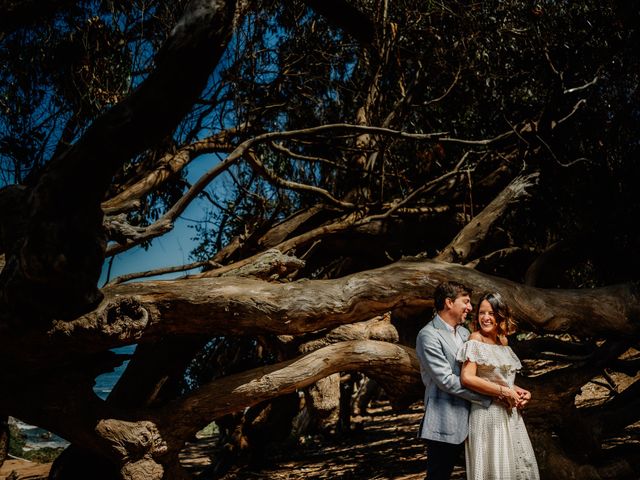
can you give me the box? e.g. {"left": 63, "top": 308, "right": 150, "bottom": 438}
{"left": 437, "top": 173, "right": 539, "bottom": 263}
{"left": 159, "top": 340, "right": 420, "bottom": 447}
{"left": 37, "top": 259, "right": 640, "bottom": 359}
{"left": 0, "top": 414, "right": 7, "bottom": 469}
{"left": 0, "top": 0, "right": 250, "bottom": 324}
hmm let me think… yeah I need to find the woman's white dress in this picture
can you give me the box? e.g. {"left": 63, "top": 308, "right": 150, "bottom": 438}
{"left": 456, "top": 339, "right": 540, "bottom": 480}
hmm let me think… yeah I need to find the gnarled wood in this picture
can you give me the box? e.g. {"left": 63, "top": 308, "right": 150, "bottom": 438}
{"left": 40, "top": 259, "right": 640, "bottom": 357}
{"left": 160, "top": 340, "right": 420, "bottom": 447}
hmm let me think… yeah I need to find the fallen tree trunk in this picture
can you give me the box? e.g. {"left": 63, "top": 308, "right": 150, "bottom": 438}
{"left": 35, "top": 259, "right": 640, "bottom": 359}
{"left": 160, "top": 340, "right": 421, "bottom": 447}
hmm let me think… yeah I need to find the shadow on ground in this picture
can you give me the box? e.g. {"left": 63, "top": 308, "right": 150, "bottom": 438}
{"left": 180, "top": 401, "right": 466, "bottom": 480}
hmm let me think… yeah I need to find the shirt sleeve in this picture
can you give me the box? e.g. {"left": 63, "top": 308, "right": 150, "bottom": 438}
{"left": 417, "top": 329, "right": 491, "bottom": 407}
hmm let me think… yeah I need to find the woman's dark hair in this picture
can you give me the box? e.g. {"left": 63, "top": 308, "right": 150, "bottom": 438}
{"left": 473, "top": 292, "right": 517, "bottom": 337}
{"left": 434, "top": 281, "right": 472, "bottom": 311}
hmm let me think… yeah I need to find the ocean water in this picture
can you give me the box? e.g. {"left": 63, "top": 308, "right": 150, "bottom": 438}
{"left": 14, "top": 345, "right": 137, "bottom": 450}
{"left": 93, "top": 344, "right": 137, "bottom": 400}
{"left": 11, "top": 419, "right": 70, "bottom": 451}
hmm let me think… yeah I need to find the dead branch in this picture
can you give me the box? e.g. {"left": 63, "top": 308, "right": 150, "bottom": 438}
{"left": 102, "top": 122, "right": 523, "bottom": 256}
{"left": 160, "top": 340, "right": 420, "bottom": 446}
{"left": 437, "top": 173, "right": 539, "bottom": 263}
{"left": 102, "top": 127, "right": 243, "bottom": 215}
{"left": 106, "top": 260, "right": 221, "bottom": 286}
{"left": 40, "top": 259, "right": 640, "bottom": 355}
{"left": 244, "top": 150, "right": 355, "bottom": 209}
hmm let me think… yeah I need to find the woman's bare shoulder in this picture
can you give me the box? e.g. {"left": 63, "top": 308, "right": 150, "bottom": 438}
{"left": 469, "top": 331, "right": 483, "bottom": 341}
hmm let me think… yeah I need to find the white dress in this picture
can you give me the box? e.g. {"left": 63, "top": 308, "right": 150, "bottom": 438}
{"left": 456, "top": 339, "right": 540, "bottom": 480}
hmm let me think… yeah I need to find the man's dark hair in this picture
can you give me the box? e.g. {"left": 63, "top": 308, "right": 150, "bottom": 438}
{"left": 433, "top": 281, "right": 472, "bottom": 311}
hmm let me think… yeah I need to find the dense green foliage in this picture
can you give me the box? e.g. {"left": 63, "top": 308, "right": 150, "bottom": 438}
{"left": 8, "top": 423, "right": 63, "bottom": 463}
{"left": 187, "top": 0, "right": 640, "bottom": 283}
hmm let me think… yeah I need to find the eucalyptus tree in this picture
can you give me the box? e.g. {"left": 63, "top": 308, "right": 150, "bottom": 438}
{"left": 1, "top": 1, "right": 639, "bottom": 479}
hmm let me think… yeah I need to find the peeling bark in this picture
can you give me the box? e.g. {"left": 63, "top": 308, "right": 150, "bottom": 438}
{"left": 160, "top": 340, "right": 420, "bottom": 446}
{"left": 40, "top": 259, "right": 640, "bottom": 356}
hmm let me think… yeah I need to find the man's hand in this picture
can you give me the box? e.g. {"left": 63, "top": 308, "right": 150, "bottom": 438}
{"left": 514, "top": 385, "right": 531, "bottom": 409}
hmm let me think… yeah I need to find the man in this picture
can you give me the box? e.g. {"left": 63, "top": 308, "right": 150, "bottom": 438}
{"left": 415, "top": 281, "right": 491, "bottom": 480}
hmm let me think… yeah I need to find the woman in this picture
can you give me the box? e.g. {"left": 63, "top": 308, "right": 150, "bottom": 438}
{"left": 456, "top": 292, "right": 539, "bottom": 480}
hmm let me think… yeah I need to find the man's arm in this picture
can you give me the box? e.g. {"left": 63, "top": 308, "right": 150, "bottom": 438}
{"left": 417, "top": 330, "right": 491, "bottom": 406}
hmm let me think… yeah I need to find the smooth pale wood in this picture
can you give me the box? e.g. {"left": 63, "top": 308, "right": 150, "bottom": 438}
{"left": 46, "top": 258, "right": 640, "bottom": 354}
{"left": 160, "top": 340, "right": 420, "bottom": 444}
{"left": 0, "top": 459, "right": 51, "bottom": 480}
{"left": 437, "top": 173, "right": 539, "bottom": 263}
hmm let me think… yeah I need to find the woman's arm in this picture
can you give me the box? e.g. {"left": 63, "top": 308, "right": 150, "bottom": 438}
{"left": 497, "top": 335, "right": 532, "bottom": 408}
{"left": 461, "top": 360, "right": 520, "bottom": 408}
{"left": 417, "top": 328, "right": 491, "bottom": 406}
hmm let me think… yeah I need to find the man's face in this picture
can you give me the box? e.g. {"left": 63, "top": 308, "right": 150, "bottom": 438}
{"left": 447, "top": 294, "right": 472, "bottom": 325}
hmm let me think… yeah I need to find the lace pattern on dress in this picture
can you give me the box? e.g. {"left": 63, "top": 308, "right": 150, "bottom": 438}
{"left": 456, "top": 339, "right": 522, "bottom": 371}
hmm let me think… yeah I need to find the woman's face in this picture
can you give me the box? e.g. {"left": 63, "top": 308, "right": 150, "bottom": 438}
{"left": 477, "top": 300, "right": 498, "bottom": 337}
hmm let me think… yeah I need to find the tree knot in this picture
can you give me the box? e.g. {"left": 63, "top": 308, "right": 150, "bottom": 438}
{"left": 96, "top": 418, "right": 168, "bottom": 461}
{"left": 49, "top": 297, "right": 149, "bottom": 343}
{"left": 102, "top": 298, "right": 149, "bottom": 340}
{"left": 96, "top": 419, "right": 167, "bottom": 480}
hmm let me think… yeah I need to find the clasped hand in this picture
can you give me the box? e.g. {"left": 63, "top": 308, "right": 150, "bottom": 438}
{"left": 498, "top": 385, "right": 531, "bottom": 409}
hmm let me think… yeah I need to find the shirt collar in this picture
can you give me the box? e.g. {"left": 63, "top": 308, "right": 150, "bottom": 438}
{"left": 443, "top": 322, "right": 456, "bottom": 333}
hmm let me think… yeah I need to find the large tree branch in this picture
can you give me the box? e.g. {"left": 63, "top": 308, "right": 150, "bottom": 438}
{"left": 105, "top": 143, "right": 245, "bottom": 256}
{"left": 517, "top": 340, "right": 630, "bottom": 422}
{"left": 105, "top": 259, "right": 220, "bottom": 286}
{"left": 582, "top": 377, "right": 640, "bottom": 443}
{"left": 436, "top": 173, "right": 539, "bottom": 263}
{"left": 38, "top": 259, "right": 640, "bottom": 357}
{"left": 2, "top": 0, "right": 251, "bottom": 322}
{"left": 159, "top": 340, "right": 420, "bottom": 447}
{"left": 190, "top": 211, "right": 364, "bottom": 277}
{"left": 103, "top": 123, "right": 518, "bottom": 256}
{"left": 190, "top": 166, "right": 473, "bottom": 279}
{"left": 102, "top": 127, "right": 243, "bottom": 215}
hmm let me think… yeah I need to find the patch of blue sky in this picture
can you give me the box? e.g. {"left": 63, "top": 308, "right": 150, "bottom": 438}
{"left": 100, "top": 151, "right": 229, "bottom": 285}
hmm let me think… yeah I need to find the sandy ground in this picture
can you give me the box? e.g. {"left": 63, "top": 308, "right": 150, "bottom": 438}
{"left": 179, "top": 401, "right": 462, "bottom": 480}
{"left": 1, "top": 402, "right": 441, "bottom": 480}
{"left": 0, "top": 458, "right": 51, "bottom": 480}
{"left": 3, "top": 364, "right": 638, "bottom": 480}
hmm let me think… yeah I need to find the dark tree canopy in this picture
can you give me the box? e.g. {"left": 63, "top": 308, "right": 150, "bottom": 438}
{"left": 1, "top": 1, "right": 640, "bottom": 479}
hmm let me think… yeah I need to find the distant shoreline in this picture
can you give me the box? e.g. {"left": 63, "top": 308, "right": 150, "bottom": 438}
{"left": 12, "top": 345, "right": 136, "bottom": 450}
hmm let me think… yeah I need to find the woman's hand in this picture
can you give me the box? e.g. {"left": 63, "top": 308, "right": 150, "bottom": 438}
{"left": 514, "top": 386, "right": 532, "bottom": 409}
{"left": 498, "top": 385, "right": 520, "bottom": 409}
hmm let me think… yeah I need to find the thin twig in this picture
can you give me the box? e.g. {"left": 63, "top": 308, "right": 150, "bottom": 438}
{"left": 364, "top": 168, "right": 470, "bottom": 222}
{"left": 269, "top": 141, "right": 347, "bottom": 170}
{"left": 244, "top": 150, "right": 354, "bottom": 209}
{"left": 107, "top": 259, "right": 221, "bottom": 285}
{"left": 564, "top": 75, "right": 599, "bottom": 95}
{"left": 424, "top": 65, "right": 462, "bottom": 106}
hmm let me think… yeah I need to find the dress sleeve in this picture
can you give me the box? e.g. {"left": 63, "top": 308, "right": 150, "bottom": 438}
{"left": 456, "top": 340, "right": 490, "bottom": 364}
{"left": 456, "top": 340, "right": 523, "bottom": 371}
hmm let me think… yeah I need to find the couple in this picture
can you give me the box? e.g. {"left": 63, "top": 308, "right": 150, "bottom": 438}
{"left": 416, "top": 281, "right": 539, "bottom": 480}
